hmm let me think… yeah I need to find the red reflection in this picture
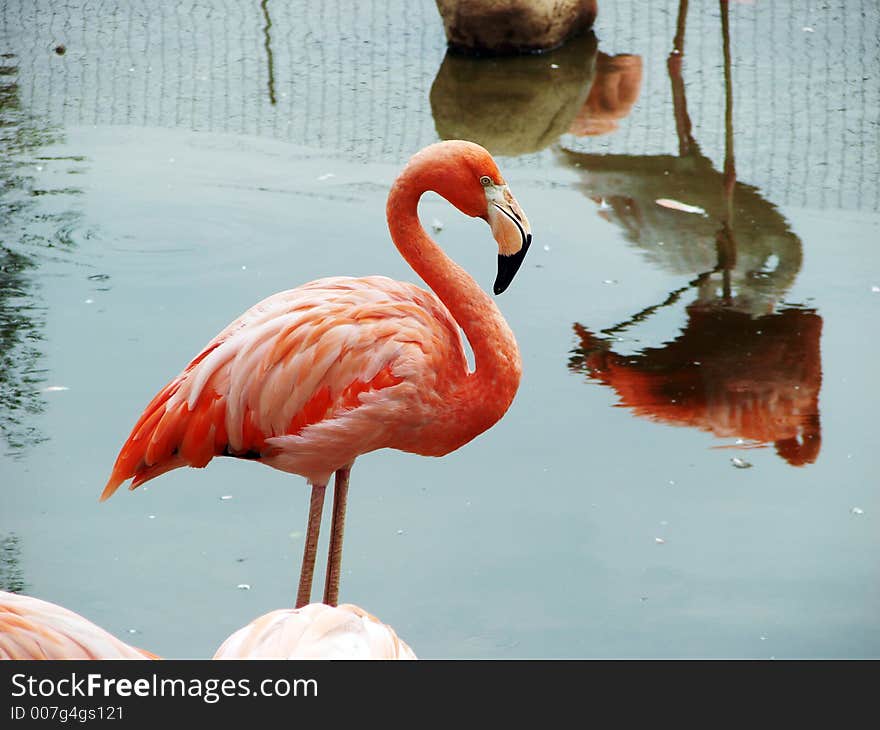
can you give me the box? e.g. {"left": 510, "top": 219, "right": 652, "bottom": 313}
{"left": 569, "top": 53, "right": 643, "bottom": 137}
{"left": 571, "top": 305, "right": 822, "bottom": 465}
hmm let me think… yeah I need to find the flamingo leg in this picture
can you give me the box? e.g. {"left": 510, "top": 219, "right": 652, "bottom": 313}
{"left": 295, "top": 483, "right": 326, "bottom": 608}
{"left": 322, "top": 465, "right": 351, "bottom": 607}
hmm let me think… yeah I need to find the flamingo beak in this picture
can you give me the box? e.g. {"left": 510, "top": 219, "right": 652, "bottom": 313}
{"left": 487, "top": 185, "right": 532, "bottom": 295}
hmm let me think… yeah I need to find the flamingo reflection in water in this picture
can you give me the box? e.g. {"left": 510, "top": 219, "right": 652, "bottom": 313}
{"left": 565, "top": 0, "right": 822, "bottom": 465}
{"left": 0, "top": 590, "right": 415, "bottom": 660}
{"left": 571, "top": 307, "right": 822, "bottom": 465}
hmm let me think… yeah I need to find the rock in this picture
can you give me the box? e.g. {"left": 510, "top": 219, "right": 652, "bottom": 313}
{"left": 430, "top": 31, "right": 598, "bottom": 155}
{"left": 435, "top": 0, "right": 598, "bottom": 55}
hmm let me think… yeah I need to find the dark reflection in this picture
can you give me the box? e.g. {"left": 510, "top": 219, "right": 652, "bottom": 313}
{"left": 565, "top": 1, "right": 822, "bottom": 465}
{"left": 558, "top": 148, "right": 804, "bottom": 314}
{"left": 430, "top": 32, "right": 599, "bottom": 155}
{"left": 0, "top": 533, "right": 25, "bottom": 593}
{"left": 260, "top": 0, "right": 277, "bottom": 106}
{"left": 0, "top": 55, "right": 81, "bottom": 455}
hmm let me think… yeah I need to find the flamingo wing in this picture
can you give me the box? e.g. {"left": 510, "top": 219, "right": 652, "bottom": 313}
{"left": 212, "top": 602, "right": 417, "bottom": 659}
{"left": 102, "top": 276, "right": 467, "bottom": 498}
{"left": 0, "top": 591, "right": 157, "bottom": 660}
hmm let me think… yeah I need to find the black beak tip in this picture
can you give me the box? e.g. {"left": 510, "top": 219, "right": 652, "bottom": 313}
{"left": 493, "top": 234, "right": 532, "bottom": 296}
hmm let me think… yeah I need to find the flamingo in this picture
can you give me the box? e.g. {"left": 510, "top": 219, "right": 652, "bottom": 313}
{"left": 0, "top": 590, "right": 157, "bottom": 660}
{"left": 213, "top": 602, "right": 416, "bottom": 659}
{"left": 101, "top": 140, "right": 532, "bottom": 609}
{"left": 0, "top": 591, "right": 413, "bottom": 659}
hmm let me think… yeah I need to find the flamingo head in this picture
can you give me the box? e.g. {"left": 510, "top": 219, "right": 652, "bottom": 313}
{"left": 403, "top": 140, "right": 533, "bottom": 294}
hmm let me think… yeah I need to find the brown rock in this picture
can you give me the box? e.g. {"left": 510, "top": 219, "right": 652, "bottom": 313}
{"left": 435, "top": 0, "right": 598, "bottom": 55}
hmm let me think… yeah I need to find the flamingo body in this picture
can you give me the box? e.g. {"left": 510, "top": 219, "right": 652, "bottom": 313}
{"left": 213, "top": 603, "right": 416, "bottom": 660}
{"left": 103, "top": 140, "right": 532, "bottom": 606}
{"left": 0, "top": 591, "right": 157, "bottom": 660}
{"left": 103, "top": 276, "right": 476, "bottom": 494}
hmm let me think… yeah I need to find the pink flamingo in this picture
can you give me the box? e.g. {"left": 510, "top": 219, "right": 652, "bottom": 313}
{"left": 0, "top": 591, "right": 413, "bottom": 659}
{"left": 213, "top": 603, "right": 416, "bottom": 659}
{"left": 101, "top": 141, "right": 532, "bottom": 608}
{"left": 0, "top": 590, "right": 157, "bottom": 660}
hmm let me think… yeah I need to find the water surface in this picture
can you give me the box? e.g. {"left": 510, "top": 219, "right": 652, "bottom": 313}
{"left": 1, "top": 0, "right": 878, "bottom": 658}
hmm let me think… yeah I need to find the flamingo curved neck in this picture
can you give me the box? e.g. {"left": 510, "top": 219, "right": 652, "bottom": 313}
{"left": 386, "top": 173, "right": 522, "bottom": 430}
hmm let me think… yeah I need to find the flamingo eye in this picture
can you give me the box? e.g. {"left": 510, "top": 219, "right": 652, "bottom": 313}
{"left": 480, "top": 175, "right": 493, "bottom": 187}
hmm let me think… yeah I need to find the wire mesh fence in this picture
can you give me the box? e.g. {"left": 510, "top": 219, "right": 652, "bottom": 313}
{"left": 1, "top": 0, "right": 878, "bottom": 211}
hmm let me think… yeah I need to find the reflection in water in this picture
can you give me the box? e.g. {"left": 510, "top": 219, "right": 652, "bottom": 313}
{"left": 569, "top": 52, "right": 643, "bottom": 137}
{"left": 260, "top": 0, "right": 277, "bottom": 106}
{"left": 560, "top": 147, "right": 804, "bottom": 315}
{"left": 0, "top": 55, "right": 82, "bottom": 455}
{"left": 0, "top": 55, "right": 53, "bottom": 454}
{"left": 571, "top": 306, "right": 822, "bottom": 465}
{"left": 0, "top": 533, "right": 25, "bottom": 593}
{"left": 564, "top": 0, "right": 822, "bottom": 465}
{"left": 430, "top": 32, "right": 598, "bottom": 155}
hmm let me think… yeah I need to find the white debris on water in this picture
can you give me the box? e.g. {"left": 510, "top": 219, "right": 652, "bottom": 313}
{"left": 543, "top": 244, "right": 550, "bottom": 251}
{"left": 237, "top": 583, "right": 251, "bottom": 591}
{"left": 317, "top": 173, "right": 335, "bottom": 181}
{"left": 602, "top": 279, "right": 618, "bottom": 285}
{"left": 550, "top": 63, "right": 559, "bottom": 69}
{"left": 43, "top": 385, "right": 69, "bottom": 392}
{"left": 871, "top": 285, "right": 879, "bottom": 293}
{"left": 655, "top": 537, "right": 666, "bottom": 545}
{"left": 431, "top": 218, "right": 444, "bottom": 232}
{"left": 851, "top": 507, "right": 864, "bottom": 515}
{"left": 148, "top": 515, "right": 156, "bottom": 519}
{"left": 220, "top": 495, "right": 233, "bottom": 501}
{"left": 731, "top": 457, "right": 752, "bottom": 469}
{"left": 396, "top": 529, "right": 404, "bottom": 535}
{"left": 655, "top": 198, "right": 707, "bottom": 215}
